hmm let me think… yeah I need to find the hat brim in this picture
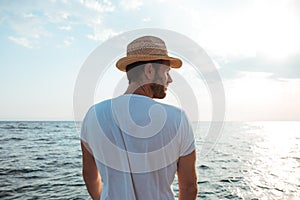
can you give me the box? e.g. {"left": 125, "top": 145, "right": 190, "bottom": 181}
{"left": 116, "top": 56, "right": 182, "bottom": 72}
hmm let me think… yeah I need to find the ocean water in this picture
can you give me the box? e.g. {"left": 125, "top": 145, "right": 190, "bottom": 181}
{"left": 0, "top": 121, "right": 299, "bottom": 199}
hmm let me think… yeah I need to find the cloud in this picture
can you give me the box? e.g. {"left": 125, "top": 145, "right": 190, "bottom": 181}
{"left": 8, "top": 36, "right": 34, "bottom": 48}
{"left": 1, "top": 4, "right": 51, "bottom": 48}
{"left": 56, "top": 36, "right": 74, "bottom": 47}
{"left": 223, "top": 71, "right": 300, "bottom": 120}
{"left": 120, "top": 0, "right": 143, "bottom": 10}
{"left": 9, "top": 12, "right": 51, "bottom": 39}
{"left": 220, "top": 53, "right": 300, "bottom": 80}
{"left": 44, "top": 11, "right": 70, "bottom": 23}
{"left": 1, "top": 0, "right": 116, "bottom": 48}
{"left": 142, "top": 17, "right": 151, "bottom": 22}
{"left": 154, "top": 0, "right": 299, "bottom": 81}
{"left": 64, "top": 36, "right": 74, "bottom": 46}
{"left": 87, "top": 28, "right": 119, "bottom": 41}
{"left": 83, "top": 0, "right": 115, "bottom": 12}
{"left": 43, "top": 0, "right": 114, "bottom": 26}
{"left": 59, "top": 25, "right": 72, "bottom": 31}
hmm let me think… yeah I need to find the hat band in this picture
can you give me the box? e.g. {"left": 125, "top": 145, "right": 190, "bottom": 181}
{"left": 126, "top": 54, "right": 169, "bottom": 57}
{"left": 149, "top": 53, "right": 168, "bottom": 56}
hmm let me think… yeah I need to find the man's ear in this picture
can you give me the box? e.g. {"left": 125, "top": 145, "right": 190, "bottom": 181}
{"left": 144, "top": 63, "right": 155, "bottom": 80}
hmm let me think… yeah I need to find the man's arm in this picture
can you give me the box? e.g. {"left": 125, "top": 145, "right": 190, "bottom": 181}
{"left": 177, "top": 150, "right": 198, "bottom": 200}
{"left": 81, "top": 141, "right": 102, "bottom": 200}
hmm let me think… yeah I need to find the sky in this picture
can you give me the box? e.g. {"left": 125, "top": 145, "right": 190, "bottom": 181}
{"left": 0, "top": 0, "right": 300, "bottom": 121}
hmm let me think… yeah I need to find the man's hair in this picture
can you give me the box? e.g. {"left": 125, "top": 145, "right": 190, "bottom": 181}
{"left": 126, "top": 60, "right": 170, "bottom": 84}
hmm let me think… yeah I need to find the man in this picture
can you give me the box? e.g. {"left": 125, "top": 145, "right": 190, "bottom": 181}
{"left": 81, "top": 36, "right": 197, "bottom": 200}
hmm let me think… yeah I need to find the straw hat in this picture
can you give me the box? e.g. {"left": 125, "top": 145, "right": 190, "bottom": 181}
{"left": 116, "top": 36, "right": 182, "bottom": 72}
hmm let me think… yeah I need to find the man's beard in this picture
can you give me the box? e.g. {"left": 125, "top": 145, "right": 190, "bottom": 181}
{"left": 150, "top": 83, "right": 166, "bottom": 99}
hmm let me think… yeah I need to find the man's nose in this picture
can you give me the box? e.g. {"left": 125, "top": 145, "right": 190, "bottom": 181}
{"left": 167, "top": 74, "right": 173, "bottom": 84}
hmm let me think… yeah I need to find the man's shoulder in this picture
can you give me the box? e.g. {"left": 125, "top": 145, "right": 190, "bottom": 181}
{"left": 94, "top": 98, "right": 112, "bottom": 108}
{"left": 156, "top": 102, "right": 185, "bottom": 116}
{"left": 85, "top": 99, "right": 112, "bottom": 116}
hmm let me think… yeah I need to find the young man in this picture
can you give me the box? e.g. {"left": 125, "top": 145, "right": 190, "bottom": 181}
{"left": 81, "top": 36, "right": 197, "bottom": 200}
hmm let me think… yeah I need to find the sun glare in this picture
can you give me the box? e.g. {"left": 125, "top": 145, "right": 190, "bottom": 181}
{"left": 254, "top": 0, "right": 300, "bottom": 61}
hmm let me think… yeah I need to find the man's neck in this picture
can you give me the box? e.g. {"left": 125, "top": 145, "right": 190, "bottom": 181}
{"left": 125, "top": 83, "right": 153, "bottom": 98}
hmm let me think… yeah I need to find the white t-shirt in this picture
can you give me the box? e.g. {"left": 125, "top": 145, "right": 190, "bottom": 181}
{"left": 81, "top": 94, "right": 195, "bottom": 200}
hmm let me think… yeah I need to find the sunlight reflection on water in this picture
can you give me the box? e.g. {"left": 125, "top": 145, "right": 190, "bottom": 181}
{"left": 196, "top": 121, "right": 300, "bottom": 199}
{"left": 0, "top": 121, "right": 299, "bottom": 199}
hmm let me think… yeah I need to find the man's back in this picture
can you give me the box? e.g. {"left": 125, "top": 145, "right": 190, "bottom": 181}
{"left": 81, "top": 94, "right": 195, "bottom": 199}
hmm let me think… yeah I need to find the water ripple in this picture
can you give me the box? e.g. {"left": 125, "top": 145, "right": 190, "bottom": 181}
{"left": 0, "top": 121, "right": 299, "bottom": 199}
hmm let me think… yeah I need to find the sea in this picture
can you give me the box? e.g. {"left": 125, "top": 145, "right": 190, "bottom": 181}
{"left": 0, "top": 121, "right": 299, "bottom": 199}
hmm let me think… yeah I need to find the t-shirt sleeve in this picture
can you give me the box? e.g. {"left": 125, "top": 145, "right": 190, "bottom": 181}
{"left": 80, "top": 108, "right": 90, "bottom": 143}
{"left": 80, "top": 108, "right": 94, "bottom": 153}
{"left": 179, "top": 111, "right": 195, "bottom": 157}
